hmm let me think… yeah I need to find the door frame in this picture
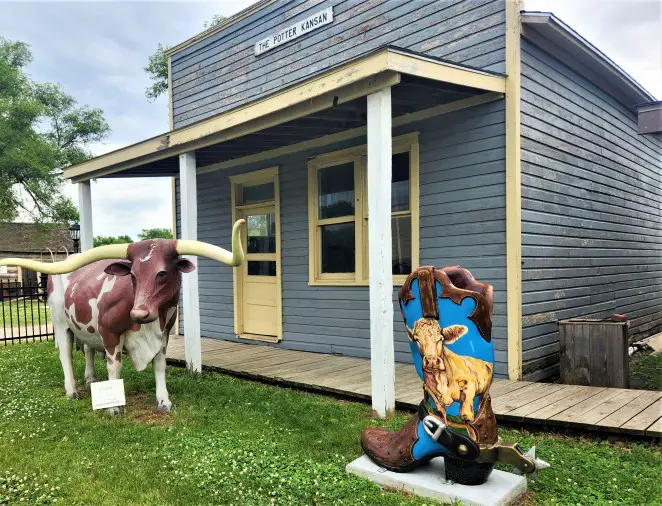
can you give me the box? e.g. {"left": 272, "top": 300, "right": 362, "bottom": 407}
{"left": 230, "top": 166, "right": 283, "bottom": 343}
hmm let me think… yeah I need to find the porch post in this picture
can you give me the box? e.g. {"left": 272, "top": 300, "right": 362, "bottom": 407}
{"left": 179, "top": 151, "right": 202, "bottom": 374}
{"left": 78, "top": 181, "right": 93, "bottom": 252}
{"left": 367, "top": 87, "right": 395, "bottom": 418}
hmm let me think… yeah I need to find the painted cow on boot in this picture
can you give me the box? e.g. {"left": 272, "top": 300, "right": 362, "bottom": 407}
{"left": 0, "top": 220, "right": 245, "bottom": 415}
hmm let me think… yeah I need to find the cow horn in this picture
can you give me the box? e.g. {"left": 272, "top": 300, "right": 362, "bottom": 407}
{"left": 175, "top": 219, "right": 245, "bottom": 266}
{"left": 0, "top": 244, "right": 129, "bottom": 274}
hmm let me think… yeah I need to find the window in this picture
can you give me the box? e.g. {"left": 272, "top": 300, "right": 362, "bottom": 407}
{"left": 308, "top": 133, "right": 419, "bottom": 286}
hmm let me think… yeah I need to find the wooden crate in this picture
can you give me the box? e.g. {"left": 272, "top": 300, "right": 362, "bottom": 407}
{"left": 558, "top": 319, "right": 629, "bottom": 388}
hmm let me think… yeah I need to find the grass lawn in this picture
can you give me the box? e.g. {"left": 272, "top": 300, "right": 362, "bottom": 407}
{"left": 0, "top": 343, "right": 660, "bottom": 506}
{"left": 0, "top": 299, "right": 51, "bottom": 327}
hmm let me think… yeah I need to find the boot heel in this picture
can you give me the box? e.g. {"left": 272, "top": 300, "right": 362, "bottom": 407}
{"left": 443, "top": 455, "right": 495, "bottom": 485}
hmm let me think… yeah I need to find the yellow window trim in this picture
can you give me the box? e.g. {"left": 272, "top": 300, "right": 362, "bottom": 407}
{"left": 230, "top": 166, "right": 283, "bottom": 342}
{"left": 307, "top": 132, "right": 420, "bottom": 287}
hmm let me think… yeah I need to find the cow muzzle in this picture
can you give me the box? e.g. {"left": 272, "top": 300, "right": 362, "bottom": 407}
{"left": 130, "top": 307, "right": 156, "bottom": 324}
{"left": 422, "top": 355, "right": 445, "bottom": 371}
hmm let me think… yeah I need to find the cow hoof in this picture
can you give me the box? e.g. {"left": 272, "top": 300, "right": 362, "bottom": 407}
{"left": 67, "top": 391, "right": 80, "bottom": 401}
{"left": 156, "top": 401, "right": 172, "bottom": 413}
{"left": 104, "top": 406, "right": 125, "bottom": 417}
{"left": 85, "top": 378, "right": 97, "bottom": 387}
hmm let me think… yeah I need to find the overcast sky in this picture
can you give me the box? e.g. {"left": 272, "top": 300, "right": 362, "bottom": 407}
{"left": 0, "top": 0, "right": 660, "bottom": 239}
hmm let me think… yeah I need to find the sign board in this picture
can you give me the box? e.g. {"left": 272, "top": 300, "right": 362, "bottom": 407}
{"left": 90, "top": 379, "right": 126, "bottom": 410}
{"left": 254, "top": 7, "right": 333, "bottom": 56}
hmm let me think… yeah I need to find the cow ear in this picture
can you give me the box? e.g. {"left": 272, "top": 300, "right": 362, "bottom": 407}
{"left": 442, "top": 324, "right": 468, "bottom": 344}
{"left": 104, "top": 261, "right": 132, "bottom": 277}
{"left": 176, "top": 258, "right": 195, "bottom": 273}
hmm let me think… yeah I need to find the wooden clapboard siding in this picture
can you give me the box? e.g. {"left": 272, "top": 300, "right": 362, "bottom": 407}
{"left": 175, "top": 99, "right": 507, "bottom": 375}
{"left": 170, "top": 0, "right": 506, "bottom": 128}
{"left": 519, "top": 38, "right": 662, "bottom": 381}
{"left": 166, "top": 336, "right": 662, "bottom": 437}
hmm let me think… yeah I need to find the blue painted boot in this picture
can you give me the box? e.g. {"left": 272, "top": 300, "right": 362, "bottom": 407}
{"left": 361, "top": 266, "right": 499, "bottom": 485}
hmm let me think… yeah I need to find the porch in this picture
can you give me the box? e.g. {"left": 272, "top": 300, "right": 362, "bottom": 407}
{"left": 166, "top": 335, "right": 662, "bottom": 439}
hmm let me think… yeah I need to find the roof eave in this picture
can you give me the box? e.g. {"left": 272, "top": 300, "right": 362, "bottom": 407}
{"left": 521, "top": 11, "right": 656, "bottom": 109}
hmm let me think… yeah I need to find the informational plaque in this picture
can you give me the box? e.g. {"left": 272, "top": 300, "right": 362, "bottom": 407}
{"left": 90, "top": 379, "right": 126, "bottom": 410}
{"left": 254, "top": 7, "right": 333, "bottom": 56}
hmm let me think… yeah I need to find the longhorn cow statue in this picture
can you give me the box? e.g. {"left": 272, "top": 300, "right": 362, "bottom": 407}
{"left": 0, "top": 220, "right": 245, "bottom": 415}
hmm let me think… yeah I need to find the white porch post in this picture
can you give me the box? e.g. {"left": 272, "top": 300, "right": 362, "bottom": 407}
{"left": 78, "top": 180, "right": 93, "bottom": 252}
{"left": 367, "top": 87, "right": 395, "bottom": 418}
{"left": 179, "top": 151, "right": 202, "bottom": 374}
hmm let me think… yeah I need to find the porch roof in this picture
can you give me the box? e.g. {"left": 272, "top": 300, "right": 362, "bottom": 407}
{"left": 64, "top": 47, "right": 505, "bottom": 183}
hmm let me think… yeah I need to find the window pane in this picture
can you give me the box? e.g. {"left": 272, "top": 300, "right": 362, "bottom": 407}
{"left": 247, "top": 213, "right": 276, "bottom": 254}
{"left": 248, "top": 261, "right": 276, "bottom": 276}
{"left": 318, "top": 162, "right": 355, "bottom": 219}
{"left": 392, "top": 151, "right": 410, "bottom": 212}
{"left": 392, "top": 216, "right": 412, "bottom": 275}
{"left": 321, "top": 222, "right": 355, "bottom": 273}
{"left": 242, "top": 183, "right": 274, "bottom": 204}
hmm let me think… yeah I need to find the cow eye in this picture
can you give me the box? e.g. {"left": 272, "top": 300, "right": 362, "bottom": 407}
{"left": 156, "top": 270, "right": 167, "bottom": 278}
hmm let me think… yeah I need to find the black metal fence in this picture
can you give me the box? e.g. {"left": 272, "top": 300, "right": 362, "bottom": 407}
{"left": 0, "top": 280, "right": 52, "bottom": 344}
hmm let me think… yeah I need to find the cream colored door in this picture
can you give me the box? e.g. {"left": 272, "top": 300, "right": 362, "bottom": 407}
{"left": 239, "top": 206, "right": 278, "bottom": 337}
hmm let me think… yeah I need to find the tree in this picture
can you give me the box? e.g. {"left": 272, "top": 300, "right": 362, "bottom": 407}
{"left": 93, "top": 235, "right": 133, "bottom": 247}
{"left": 144, "top": 14, "right": 226, "bottom": 101}
{"left": 0, "top": 37, "right": 110, "bottom": 223}
{"left": 138, "top": 228, "right": 174, "bottom": 240}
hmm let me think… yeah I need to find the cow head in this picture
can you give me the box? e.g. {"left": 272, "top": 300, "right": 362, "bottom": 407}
{"left": 409, "top": 319, "right": 468, "bottom": 371}
{"left": 0, "top": 220, "right": 246, "bottom": 324}
{"left": 103, "top": 241, "right": 194, "bottom": 323}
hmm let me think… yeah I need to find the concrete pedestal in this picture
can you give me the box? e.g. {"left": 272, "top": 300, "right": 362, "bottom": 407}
{"left": 347, "top": 455, "right": 527, "bottom": 506}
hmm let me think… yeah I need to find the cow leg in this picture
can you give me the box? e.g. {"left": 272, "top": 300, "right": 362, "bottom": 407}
{"left": 56, "top": 327, "right": 78, "bottom": 400}
{"left": 153, "top": 350, "right": 172, "bottom": 413}
{"left": 460, "top": 383, "right": 476, "bottom": 421}
{"left": 84, "top": 345, "right": 97, "bottom": 386}
{"left": 104, "top": 339, "right": 125, "bottom": 416}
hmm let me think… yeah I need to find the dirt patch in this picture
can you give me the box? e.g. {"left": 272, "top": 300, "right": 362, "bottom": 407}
{"left": 125, "top": 392, "right": 173, "bottom": 426}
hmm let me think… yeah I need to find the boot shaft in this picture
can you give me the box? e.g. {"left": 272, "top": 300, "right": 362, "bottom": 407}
{"left": 398, "top": 266, "right": 497, "bottom": 445}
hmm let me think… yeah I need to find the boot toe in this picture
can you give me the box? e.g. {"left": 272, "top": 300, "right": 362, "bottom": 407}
{"left": 360, "top": 415, "right": 421, "bottom": 472}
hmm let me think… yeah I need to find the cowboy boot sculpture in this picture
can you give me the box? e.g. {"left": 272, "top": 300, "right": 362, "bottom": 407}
{"left": 361, "top": 266, "right": 548, "bottom": 485}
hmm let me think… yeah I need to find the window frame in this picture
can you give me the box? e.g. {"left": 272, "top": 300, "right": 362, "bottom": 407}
{"left": 307, "top": 132, "right": 419, "bottom": 286}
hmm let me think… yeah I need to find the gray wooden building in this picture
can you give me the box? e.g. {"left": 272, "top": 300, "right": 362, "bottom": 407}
{"left": 63, "top": 1, "right": 661, "bottom": 414}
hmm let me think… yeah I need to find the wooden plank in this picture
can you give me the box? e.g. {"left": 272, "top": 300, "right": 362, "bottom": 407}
{"left": 489, "top": 379, "right": 533, "bottom": 399}
{"left": 645, "top": 416, "right": 662, "bottom": 438}
{"left": 281, "top": 359, "right": 364, "bottom": 381}
{"left": 525, "top": 386, "right": 605, "bottom": 420}
{"left": 493, "top": 382, "right": 567, "bottom": 413}
{"left": 505, "top": 384, "right": 586, "bottom": 418}
{"left": 598, "top": 390, "right": 662, "bottom": 428}
{"left": 620, "top": 398, "right": 662, "bottom": 435}
{"left": 549, "top": 388, "right": 628, "bottom": 423}
{"left": 258, "top": 356, "right": 328, "bottom": 376}
{"left": 571, "top": 389, "right": 645, "bottom": 426}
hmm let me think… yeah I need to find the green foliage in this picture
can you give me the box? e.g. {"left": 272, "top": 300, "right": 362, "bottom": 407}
{"left": 1, "top": 342, "right": 661, "bottom": 506}
{"left": 144, "top": 43, "right": 169, "bottom": 102}
{"left": 137, "top": 227, "right": 174, "bottom": 240}
{"left": 203, "top": 14, "right": 227, "bottom": 29}
{"left": 92, "top": 235, "right": 133, "bottom": 247}
{"left": 629, "top": 350, "right": 662, "bottom": 390}
{"left": 0, "top": 37, "right": 109, "bottom": 224}
{"left": 144, "top": 15, "right": 226, "bottom": 101}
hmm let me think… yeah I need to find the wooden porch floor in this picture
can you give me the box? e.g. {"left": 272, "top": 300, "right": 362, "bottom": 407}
{"left": 166, "top": 336, "right": 661, "bottom": 438}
